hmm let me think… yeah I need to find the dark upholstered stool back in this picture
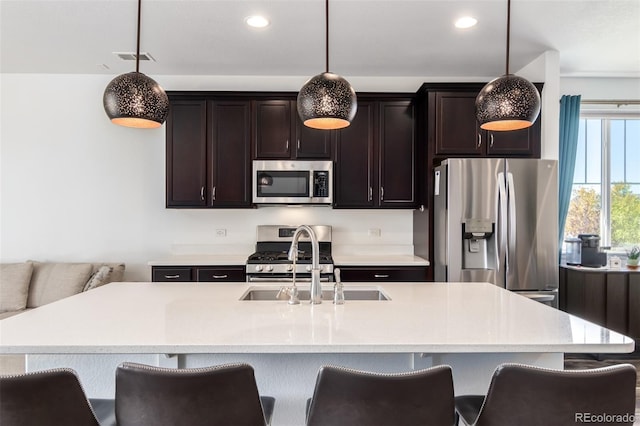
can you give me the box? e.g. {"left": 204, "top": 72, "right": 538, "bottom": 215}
{"left": 306, "top": 364, "right": 455, "bottom": 426}
{"left": 115, "top": 362, "right": 272, "bottom": 426}
{"left": 0, "top": 368, "right": 100, "bottom": 426}
{"left": 456, "top": 363, "right": 637, "bottom": 426}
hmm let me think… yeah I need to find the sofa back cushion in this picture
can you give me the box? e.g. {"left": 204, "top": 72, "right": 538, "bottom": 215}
{"left": 27, "top": 262, "right": 93, "bottom": 308}
{"left": 84, "top": 263, "right": 125, "bottom": 291}
{"left": 0, "top": 263, "right": 34, "bottom": 313}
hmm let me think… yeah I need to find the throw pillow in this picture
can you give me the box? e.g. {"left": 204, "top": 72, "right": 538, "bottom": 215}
{"left": 0, "top": 263, "right": 34, "bottom": 313}
{"left": 27, "top": 262, "right": 93, "bottom": 308}
{"left": 83, "top": 265, "right": 113, "bottom": 291}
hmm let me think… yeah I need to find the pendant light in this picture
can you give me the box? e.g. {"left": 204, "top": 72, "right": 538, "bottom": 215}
{"left": 297, "top": 0, "right": 357, "bottom": 130}
{"left": 475, "top": 0, "right": 540, "bottom": 131}
{"left": 103, "top": 0, "right": 169, "bottom": 129}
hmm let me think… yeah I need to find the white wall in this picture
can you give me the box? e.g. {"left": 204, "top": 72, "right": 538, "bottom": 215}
{"left": 0, "top": 74, "right": 417, "bottom": 281}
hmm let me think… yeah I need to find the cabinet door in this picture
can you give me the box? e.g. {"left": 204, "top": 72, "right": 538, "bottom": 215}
{"left": 432, "top": 92, "right": 482, "bottom": 156}
{"left": 293, "top": 105, "right": 332, "bottom": 159}
{"left": 485, "top": 118, "right": 541, "bottom": 158}
{"left": 338, "top": 266, "right": 429, "bottom": 282}
{"left": 378, "top": 100, "right": 416, "bottom": 207}
{"left": 196, "top": 266, "right": 245, "bottom": 282}
{"left": 333, "top": 101, "right": 375, "bottom": 208}
{"left": 629, "top": 274, "right": 640, "bottom": 339}
{"left": 166, "top": 100, "right": 207, "bottom": 207}
{"left": 606, "top": 273, "right": 628, "bottom": 334}
{"left": 152, "top": 267, "right": 193, "bottom": 282}
{"left": 253, "top": 100, "right": 291, "bottom": 158}
{"left": 566, "top": 269, "right": 606, "bottom": 325}
{"left": 209, "top": 100, "right": 252, "bottom": 207}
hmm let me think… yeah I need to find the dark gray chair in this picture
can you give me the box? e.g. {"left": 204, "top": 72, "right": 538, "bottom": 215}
{"left": 115, "top": 362, "right": 275, "bottom": 426}
{"left": 306, "top": 364, "right": 456, "bottom": 426}
{"left": 455, "top": 362, "right": 637, "bottom": 426}
{"left": 0, "top": 368, "right": 101, "bottom": 426}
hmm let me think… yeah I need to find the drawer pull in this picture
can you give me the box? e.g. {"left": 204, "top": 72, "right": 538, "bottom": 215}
{"left": 374, "top": 274, "right": 390, "bottom": 278}
{"left": 212, "top": 275, "right": 228, "bottom": 279}
{"left": 164, "top": 274, "right": 181, "bottom": 279}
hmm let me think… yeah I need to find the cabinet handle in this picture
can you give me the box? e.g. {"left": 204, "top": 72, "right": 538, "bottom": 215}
{"left": 490, "top": 133, "right": 494, "bottom": 147}
{"left": 374, "top": 274, "right": 390, "bottom": 279}
{"left": 212, "top": 275, "right": 228, "bottom": 279}
{"left": 286, "top": 140, "right": 289, "bottom": 150}
{"left": 212, "top": 186, "right": 216, "bottom": 201}
{"left": 297, "top": 139, "right": 301, "bottom": 150}
{"left": 164, "top": 274, "right": 180, "bottom": 279}
{"left": 200, "top": 186, "right": 205, "bottom": 201}
{"left": 380, "top": 187, "right": 384, "bottom": 201}
{"left": 368, "top": 187, "right": 373, "bottom": 201}
{"left": 477, "top": 134, "right": 482, "bottom": 148}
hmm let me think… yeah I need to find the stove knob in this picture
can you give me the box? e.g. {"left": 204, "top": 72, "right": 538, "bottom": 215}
{"left": 306, "top": 265, "right": 312, "bottom": 272}
{"left": 286, "top": 264, "right": 294, "bottom": 272}
{"left": 255, "top": 265, "right": 264, "bottom": 272}
{"left": 266, "top": 265, "right": 274, "bottom": 272}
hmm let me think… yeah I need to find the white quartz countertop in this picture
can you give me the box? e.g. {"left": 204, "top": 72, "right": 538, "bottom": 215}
{"left": 333, "top": 254, "right": 429, "bottom": 266}
{"left": 148, "top": 254, "right": 429, "bottom": 267}
{"left": 0, "top": 282, "right": 632, "bottom": 355}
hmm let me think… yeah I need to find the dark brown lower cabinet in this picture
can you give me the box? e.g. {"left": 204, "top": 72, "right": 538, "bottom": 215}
{"left": 337, "top": 266, "right": 429, "bottom": 282}
{"left": 560, "top": 266, "right": 639, "bottom": 341}
{"left": 152, "top": 266, "right": 245, "bottom": 282}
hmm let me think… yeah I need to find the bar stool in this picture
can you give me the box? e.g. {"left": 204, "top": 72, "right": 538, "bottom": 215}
{"left": 455, "top": 362, "right": 637, "bottom": 426}
{"left": 306, "top": 364, "right": 456, "bottom": 426}
{"left": 0, "top": 368, "right": 101, "bottom": 426}
{"left": 115, "top": 362, "right": 275, "bottom": 426}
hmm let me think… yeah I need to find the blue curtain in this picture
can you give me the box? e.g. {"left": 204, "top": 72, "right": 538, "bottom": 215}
{"left": 558, "top": 95, "right": 582, "bottom": 251}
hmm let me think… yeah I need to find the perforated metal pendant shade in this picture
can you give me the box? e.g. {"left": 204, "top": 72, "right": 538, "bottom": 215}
{"left": 297, "top": 72, "right": 357, "bottom": 130}
{"left": 103, "top": 72, "right": 169, "bottom": 129}
{"left": 476, "top": 74, "right": 540, "bottom": 131}
{"left": 103, "top": 0, "right": 169, "bottom": 129}
{"left": 475, "top": 0, "right": 541, "bottom": 132}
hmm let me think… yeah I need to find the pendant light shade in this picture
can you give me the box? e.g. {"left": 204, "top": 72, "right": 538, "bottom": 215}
{"left": 103, "top": 0, "right": 169, "bottom": 129}
{"left": 298, "top": 72, "right": 357, "bottom": 130}
{"left": 104, "top": 72, "right": 169, "bottom": 128}
{"left": 297, "top": 0, "right": 357, "bottom": 130}
{"left": 476, "top": 0, "right": 540, "bottom": 131}
{"left": 476, "top": 74, "right": 540, "bottom": 131}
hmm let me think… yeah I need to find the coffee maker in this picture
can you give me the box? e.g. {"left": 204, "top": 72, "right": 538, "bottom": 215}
{"left": 578, "top": 234, "right": 607, "bottom": 267}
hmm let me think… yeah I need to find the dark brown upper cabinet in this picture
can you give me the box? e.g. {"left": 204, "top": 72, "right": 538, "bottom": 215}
{"left": 166, "top": 96, "right": 251, "bottom": 208}
{"left": 253, "top": 99, "right": 332, "bottom": 159}
{"left": 334, "top": 96, "right": 416, "bottom": 209}
{"left": 422, "top": 83, "right": 542, "bottom": 160}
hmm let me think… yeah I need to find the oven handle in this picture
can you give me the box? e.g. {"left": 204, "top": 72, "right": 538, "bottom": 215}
{"left": 247, "top": 276, "right": 332, "bottom": 283}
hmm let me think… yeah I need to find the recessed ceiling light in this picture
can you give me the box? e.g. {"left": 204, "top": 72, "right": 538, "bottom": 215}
{"left": 455, "top": 16, "right": 478, "bottom": 29}
{"left": 245, "top": 15, "right": 270, "bottom": 28}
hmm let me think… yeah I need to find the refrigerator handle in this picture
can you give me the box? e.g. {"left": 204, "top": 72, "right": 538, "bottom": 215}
{"left": 497, "top": 172, "right": 507, "bottom": 272}
{"left": 507, "top": 172, "right": 516, "bottom": 272}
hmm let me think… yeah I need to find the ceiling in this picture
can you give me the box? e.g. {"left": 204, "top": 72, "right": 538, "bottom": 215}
{"left": 1, "top": 0, "right": 639, "bottom": 80}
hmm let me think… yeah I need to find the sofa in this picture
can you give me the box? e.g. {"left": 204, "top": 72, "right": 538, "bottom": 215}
{"left": 0, "top": 261, "right": 125, "bottom": 320}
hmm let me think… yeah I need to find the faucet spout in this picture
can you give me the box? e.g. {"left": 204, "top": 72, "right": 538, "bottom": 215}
{"left": 288, "top": 225, "right": 322, "bottom": 304}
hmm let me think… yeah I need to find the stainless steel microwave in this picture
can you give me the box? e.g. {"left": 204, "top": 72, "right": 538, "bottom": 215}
{"left": 252, "top": 160, "right": 333, "bottom": 205}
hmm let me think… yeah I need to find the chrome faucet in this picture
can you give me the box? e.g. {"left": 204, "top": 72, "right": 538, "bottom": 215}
{"left": 288, "top": 225, "right": 322, "bottom": 304}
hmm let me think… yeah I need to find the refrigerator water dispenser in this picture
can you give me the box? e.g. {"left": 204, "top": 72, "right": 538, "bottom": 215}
{"left": 462, "top": 219, "right": 495, "bottom": 269}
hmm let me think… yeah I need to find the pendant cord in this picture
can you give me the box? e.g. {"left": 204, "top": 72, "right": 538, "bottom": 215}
{"left": 325, "top": 0, "right": 329, "bottom": 73}
{"left": 505, "top": 0, "right": 510, "bottom": 75}
{"left": 136, "top": 0, "right": 142, "bottom": 73}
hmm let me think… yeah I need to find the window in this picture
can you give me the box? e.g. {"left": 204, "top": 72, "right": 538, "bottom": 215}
{"left": 564, "top": 113, "right": 640, "bottom": 251}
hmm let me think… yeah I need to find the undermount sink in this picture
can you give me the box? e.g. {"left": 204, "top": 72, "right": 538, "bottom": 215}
{"left": 240, "top": 287, "right": 389, "bottom": 301}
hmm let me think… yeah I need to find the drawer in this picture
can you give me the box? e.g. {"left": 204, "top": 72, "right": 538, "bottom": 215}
{"left": 338, "top": 266, "right": 429, "bottom": 282}
{"left": 196, "top": 267, "right": 246, "bottom": 282}
{"left": 152, "top": 267, "right": 193, "bottom": 282}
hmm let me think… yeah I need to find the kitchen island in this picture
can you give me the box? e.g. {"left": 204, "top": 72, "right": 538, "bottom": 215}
{"left": 0, "top": 282, "right": 633, "bottom": 426}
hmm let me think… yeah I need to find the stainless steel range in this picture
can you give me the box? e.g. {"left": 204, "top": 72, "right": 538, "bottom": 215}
{"left": 246, "top": 225, "right": 334, "bottom": 282}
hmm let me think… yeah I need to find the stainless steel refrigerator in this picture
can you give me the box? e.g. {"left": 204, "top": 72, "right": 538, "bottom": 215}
{"left": 433, "top": 158, "right": 558, "bottom": 307}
